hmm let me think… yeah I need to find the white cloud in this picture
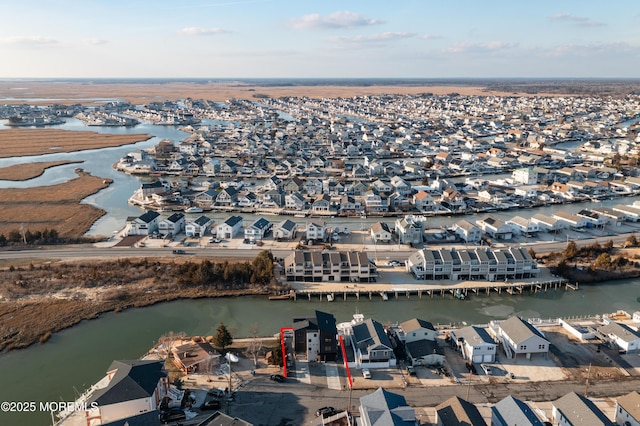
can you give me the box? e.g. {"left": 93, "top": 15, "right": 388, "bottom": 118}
{"left": 84, "top": 39, "right": 109, "bottom": 46}
{"left": 0, "top": 36, "right": 58, "bottom": 47}
{"left": 328, "top": 32, "right": 416, "bottom": 46}
{"left": 290, "top": 11, "right": 382, "bottom": 30}
{"left": 549, "top": 13, "right": 605, "bottom": 27}
{"left": 445, "top": 41, "right": 518, "bottom": 54}
{"left": 178, "top": 27, "right": 230, "bottom": 36}
{"left": 421, "top": 34, "right": 442, "bottom": 40}
{"left": 546, "top": 41, "right": 639, "bottom": 57}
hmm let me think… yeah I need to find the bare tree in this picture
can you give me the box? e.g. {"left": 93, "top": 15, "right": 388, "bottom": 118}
{"left": 158, "top": 331, "right": 186, "bottom": 360}
{"left": 247, "top": 322, "right": 263, "bottom": 368}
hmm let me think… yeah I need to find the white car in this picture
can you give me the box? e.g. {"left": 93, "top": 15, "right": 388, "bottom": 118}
{"left": 362, "top": 369, "right": 371, "bottom": 379}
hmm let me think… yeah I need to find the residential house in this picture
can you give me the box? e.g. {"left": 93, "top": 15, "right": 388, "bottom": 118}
{"left": 364, "top": 191, "right": 389, "bottom": 213}
{"left": 126, "top": 211, "right": 160, "bottom": 236}
{"left": 244, "top": 217, "right": 272, "bottom": 242}
{"left": 395, "top": 215, "right": 426, "bottom": 245}
{"left": 293, "top": 310, "right": 338, "bottom": 362}
{"left": 273, "top": 219, "right": 298, "bottom": 241}
{"left": 339, "top": 195, "right": 360, "bottom": 215}
{"left": 351, "top": 319, "right": 396, "bottom": 368}
{"left": 452, "top": 220, "right": 482, "bottom": 244}
{"left": 514, "top": 185, "right": 539, "bottom": 199}
{"left": 492, "top": 316, "right": 549, "bottom": 360}
{"left": 172, "top": 341, "right": 220, "bottom": 374}
{"left": 285, "top": 192, "right": 307, "bottom": 211}
{"left": 476, "top": 217, "right": 512, "bottom": 240}
{"left": 216, "top": 187, "right": 238, "bottom": 205}
{"left": 370, "top": 222, "right": 393, "bottom": 243}
{"left": 306, "top": 222, "right": 327, "bottom": 242}
{"left": 435, "top": 396, "right": 487, "bottom": 426}
{"left": 615, "top": 391, "right": 640, "bottom": 426}
{"left": 185, "top": 215, "right": 214, "bottom": 237}
{"left": 613, "top": 204, "right": 640, "bottom": 222}
{"left": 398, "top": 318, "right": 438, "bottom": 343}
{"left": 372, "top": 179, "right": 393, "bottom": 194}
{"left": 158, "top": 213, "right": 185, "bottom": 236}
{"left": 84, "top": 360, "right": 168, "bottom": 426}
{"left": 440, "top": 188, "right": 467, "bottom": 211}
{"left": 450, "top": 326, "right": 497, "bottom": 363}
{"left": 598, "top": 321, "right": 640, "bottom": 353}
{"left": 552, "top": 392, "right": 614, "bottom": 426}
{"left": 284, "top": 250, "right": 377, "bottom": 283}
{"left": 200, "top": 412, "right": 253, "bottom": 426}
{"left": 216, "top": 215, "right": 243, "bottom": 240}
{"left": 506, "top": 216, "right": 539, "bottom": 236}
{"left": 219, "top": 160, "right": 238, "bottom": 175}
{"left": 413, "top": 190, "right": 436, "bottom": 212}
{"left": 491, "top": 396, "right": 544, "bottom": 426}
{"left": 359, "top": 387, "right": 418, "bottom": 426}
{"left": 237, "top": 192, "right": 257, "bottom": 207}
{"left": 405, "top": 338, "right": 444, "bottom": 367}
{"left": 576, "top": 209, "right": 606, "bottom": 228}
{"left": 512, "top": 167, "right": 538, "bottom": 185}
{"left": 194, "top": 188, "right": 218, "bottom": 207}
{"left": 553, "top": 211, "right": 588, "bottom": 229}
{"left": 531, "top": 213, "right": 565, "bottom": 232}
{"left": 390, "top": 176, "right": 412, "bottom": 196}
{"left": 283, "top": 176, "right": 304, "bottom": 193}
{"left": 263, "top": 189, "right": 285, "bottom": 208}
{"left": 311, "top": 193, "right": 331, "bottom": 213}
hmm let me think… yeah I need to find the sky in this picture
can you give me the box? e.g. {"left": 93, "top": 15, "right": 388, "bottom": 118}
{"left": 0, "top": 0, "right": 638, "bottom": 79}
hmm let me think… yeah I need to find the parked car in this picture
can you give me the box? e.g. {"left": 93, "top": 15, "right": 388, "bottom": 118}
{"left": 270, "top": 374, "right": 286, "bottom": 383}
{"left": 406, "top": 366, "right": 417, "bottom": 376}
{"left": 362, "top": 369, "right": 371, "bottom": 379}
{"left": 172, "top": 249, "right": 185, "bottom": 255}
{"left": 387, "top": 260, "right": 400, "bottom": 267}
{"left": 316, "top": 406, "right": 337, "bottom": 417}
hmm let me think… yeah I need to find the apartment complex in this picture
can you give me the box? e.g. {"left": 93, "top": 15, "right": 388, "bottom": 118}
{"left": 284, "top": 250, "right": 378, "bottom": 282}
{"left": 406, "top": 246, "right": 538, "bottom": 281}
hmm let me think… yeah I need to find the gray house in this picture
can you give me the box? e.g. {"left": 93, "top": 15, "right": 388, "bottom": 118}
{"left": 359, "top": 387, "right": 417, "bottom": 426}
{"left": 493, "top": 316, "right": 549, "bottom": 360}
{"left": 552, "top": 392, "right": 614, "bottom": 426}
{"left": 491, "top": 396, "right": 544, "bottom": 426}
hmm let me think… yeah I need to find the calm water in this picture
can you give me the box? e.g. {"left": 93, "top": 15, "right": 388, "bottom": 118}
{"left": 2, "top": 281, "right": 640, "bottom": 425}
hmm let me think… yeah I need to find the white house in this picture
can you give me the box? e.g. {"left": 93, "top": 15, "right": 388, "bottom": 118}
{"left": 598, "top": 321, "right": 640, "bottom": 353}
{"left": 185, "top": 215, "right": 214, "bottom": 237}
{"left": 158, "top": 213, "right": 185, "bottom": 236}
{"left": 476, "top": 217, "right": 512, "bottom": 240}
{"left": 492, "top": 316, "right": 549, "bottom": 360}
{"left": 395, "top": 215, "right": 426, "bottom": 245}
{"left": 83, "top": 360, "right": 168, "bottom": 426}
{"left": 512, "top": 167, "right": 538, "bottom": 185}
{"left": 553, "top": 211, "right": 588, "bottom": 229}
{"left": 126, "top": 211, "right": 160, "bottom": 236}
{"left": 244, "top": 217, "right": 272, "bottom": 242}
{"left": 274, "top": 219, "right": 298, "bottom": 241}
{"left": 552, "top": 392, "right": 614, "bottom": 426}
{"left": 531, "top": 213, "right": 565, "bottom": 232}
{"left": 506, "top": 216, "right": 539, "bottom": 236}
{"left": 616, "top": 391, "right": 640, "bottom": 426}
{"left": 370, "top": 222, "right": 392, "bottom": 243}
{"left": 398, "top": 318, "right": 438, "bottom": 343}
{"left": 216, "top": 215, "right": 243, "bottom": 240}
{"left": 452, "top": 220, "right": 482, "bottom": 244}
{"left": 450, "top": 326, "right": 497, "bottom": 363}
{"left": 306, "top": 222, "right": 326, "bottom": 242}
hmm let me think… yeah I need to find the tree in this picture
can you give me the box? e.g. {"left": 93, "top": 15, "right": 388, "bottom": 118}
{"left": 267, "top": 343, "right": 283, "bottom": 367}
{"left": 593, "top": 253, "right": 612, "bottom": 270}
{"left": 247, "top": 322, "right": 262, "bottom": 368}
{"left": 625, "top": 234, "right": 638, "bottom": 248}
{"left": 527, "top": 248, "right": 537, "bottom": 259}
{"left": 213, "top": 322, "right": 233, "bottom": 350}
{"left": 563, "top": 240, "right": 578, "bottom": 260}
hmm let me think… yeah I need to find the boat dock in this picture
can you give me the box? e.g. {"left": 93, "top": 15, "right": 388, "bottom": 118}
{"left": 287, "top": 278, "right": 573, "bottom": 302}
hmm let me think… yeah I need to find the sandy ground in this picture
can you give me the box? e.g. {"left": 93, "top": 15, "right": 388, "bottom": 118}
{"left": 0, "top": 160, "right": 82, "bottom": 181}
{"left": 0, "top": 81, "right": 549, "bottom": 105}
{"left": 0, "top": 128, "right": 151, "bottom": 158}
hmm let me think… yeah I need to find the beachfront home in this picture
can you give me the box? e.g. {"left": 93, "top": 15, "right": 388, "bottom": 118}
{"left": 359, "top": 387, "right": 417, "bottom": 426}
{"left": 83, "top": 360, "right": 168, "bottom": 425}
{"left": 285, "top": 192, "right": 306, "bottom": 211}
{"left": 158, "top": 213, "right": 185, "bottom": 236}
{"left": 185, "top": 215, "right": 214, "bottom": 237}
{"left": 351, "top": 319, "right": 396, "bottom": 368}
{"left": 531, "top": 213, "right": 565, "bottom": 232}
{"left": 552, "top": 392, "right": 614, "bottom": 426}
{"left": 598, "top": 321, "right": 640, "bottom": 353}
{"left": 126, "top": 211, "right": 160, "bottom": 236}
{"left": 492, "top": 316, "right": 549, "bottom": 360}
{"left": 476, "top": 217, "right": 512, "bottom": 240}
{"left": 216, "top": 215, "right": 243, "bottom": 240}
{"left": 450, "top": 325, "right": 497, "bottom": 364}
{"left": 293, "top": 310, "right": 338, "bottom": 362}
{"left": 491, "top": 396, "right": 544, "bottom": 426}
{"left": 398, "top": 318, "right": 438, "bottom": 343}
{"left": 615, "top": 391, "right": 640, "bottom": 426}
{"left": 273, "top": 219, "right": 298, "bottom": 241}
{"left": 435, "top": 396, "right": 487, "bottom": 426}
{"left": 370, "top": 222, "right": 392, "bottom": 243}
{"left": 310, "top": 193, "right": 331, "bottom": 213}
{"left": 395, "top": 215, "right": 426, "bottom": 245}
{"left": 553, "top": 211, "right": 588, "bottom": 229}
{"left": 244, "top": 217, "right": 272, "bottom": 242}
{"left": 506, "top": 216, "right": 539, "bottom": 236}
{"left": 172, "top": 341, "right": 220, "bottom": 374}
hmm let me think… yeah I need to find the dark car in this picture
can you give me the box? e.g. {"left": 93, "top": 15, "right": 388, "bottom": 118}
{"left": 160, "top": 408, "right": 186, "bottom": 423}
{"left": 270, "top": 374, "right": 286, "bottom": 382}
{"left": 172, "top": 249, "right": 185, "bottom": 254}
{"left": 201, "top": 398, "right": 221, "bottom": 410}
{"left": 316, "top": 406, "right": 337, "bottom": 417}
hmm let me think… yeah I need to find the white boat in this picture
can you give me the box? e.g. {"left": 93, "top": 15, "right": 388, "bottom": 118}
{"left": 185, "top": 207, "right": 203, "bottom": 213}
{"left": 225, "top": 352, "right": 239, "bottom": 363}
{"left": 327, "top": 294, "right": 334, "bottom": 302}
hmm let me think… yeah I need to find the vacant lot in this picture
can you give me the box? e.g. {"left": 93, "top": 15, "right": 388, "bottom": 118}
{"left": 0, "top": 128, "right": 150, "bottom": 157}
{"left": 0, "top": 160, "right": 82, "bottom": 181}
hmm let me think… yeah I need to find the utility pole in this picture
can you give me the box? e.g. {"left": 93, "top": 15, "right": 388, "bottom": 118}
{"left": 585, "top": 363, "right": 591, "bottom": 397}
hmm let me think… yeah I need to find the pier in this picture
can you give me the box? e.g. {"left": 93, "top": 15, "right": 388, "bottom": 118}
{"left": 289, "top": 278, "right": 571, "bottom": 302}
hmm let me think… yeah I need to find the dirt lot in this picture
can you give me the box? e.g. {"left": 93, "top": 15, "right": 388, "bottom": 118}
{"left": 0, "top": 128, "right": 150, "bottom": 158}
{"left": 0, "top": 160, "right": 82, "bottom": 181}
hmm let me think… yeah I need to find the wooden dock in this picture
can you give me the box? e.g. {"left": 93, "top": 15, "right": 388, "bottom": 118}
{"left": 289, "top": 278, "right": 572, "bottom": 302}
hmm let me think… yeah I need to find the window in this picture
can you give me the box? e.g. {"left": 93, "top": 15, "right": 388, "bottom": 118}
{"left": 519, "top": 345, "right": 527, "bottom": 351}
{"left": 538, "top": 344, "right": 545, "bottom": 350}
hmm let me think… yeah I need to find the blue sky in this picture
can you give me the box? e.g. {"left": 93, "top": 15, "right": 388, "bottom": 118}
{"left": 0, "top": 0, "right": 638, "bottom": 78}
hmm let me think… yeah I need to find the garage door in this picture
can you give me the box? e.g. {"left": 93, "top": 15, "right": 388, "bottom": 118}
{"left": 472, "top": 355, "right": 483, "bottom": 363}
{"left": 483, "top": 354, "right": 493, "bottom": 363}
